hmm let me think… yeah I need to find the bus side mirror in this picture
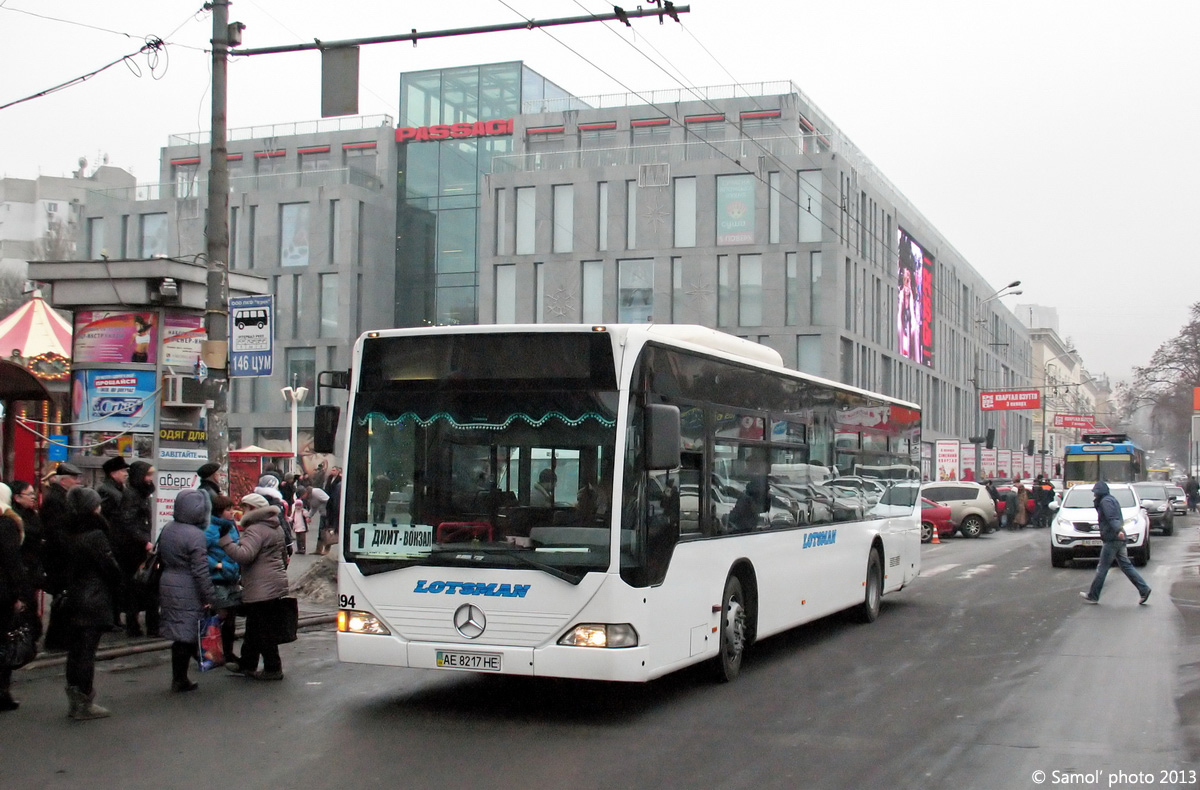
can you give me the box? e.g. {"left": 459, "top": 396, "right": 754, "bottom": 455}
{"left": 313, "top": 404, "right": 341, "bottom": 454}
{"left": 644, "top": 404, "right": 681, "bottom": 471}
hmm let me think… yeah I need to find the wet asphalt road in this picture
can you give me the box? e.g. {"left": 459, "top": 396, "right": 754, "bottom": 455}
{"left": 6, "top": 516, "right": 1200, "bottom": 790}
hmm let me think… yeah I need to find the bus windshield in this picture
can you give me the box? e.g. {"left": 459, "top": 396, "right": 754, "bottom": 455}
{"left": 343, "top": 333, "right": 620, "bottom": 583}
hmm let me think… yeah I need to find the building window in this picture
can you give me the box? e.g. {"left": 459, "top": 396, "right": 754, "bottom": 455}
{"left": 494, "top": 188, "right": 507, "bottom": 255}
{"left": 670, "top": 256, "right": 684, "bottom": 322}
{"left": 293, "top": 274, "right": 304, "bottom": 337}
{"left": 552, "top": 184, "right": 574, "bottom": 253}
{"left": 319, "top": 273, "right": 339, "bottom": 338}
{"left": 626, "top": 181, "right": 638, "bottom": 249}
{"left": 673, "top": 177, "right": 696, "bottom": 248}
{"left": 716, "top": 174, "right": 755, "bottom": 246}
{"left": 328, "top": 199, "right": 340, "bottom": 266}
{"left": 229, "top": 207, "right": 239, "bottom": 270}
{"left": 810, "top": 250, "right": 823, "bottom": 324}
{"left": 173, "top": 163, "right": 200, "bottom": 199}
{"left": 717, "top": 255, "right": 733, "bottom": 328}
{"left": 299, "top": 148, "right": 332, "bottom": 187}
{"left": 798, "top": 335, "right": 821, "bottom": 376}
{"left": 739, "top": 254, "right": 762, "bottom": 327}
{"left": 285, "top": 347, "right": 316, "bottom": 397}
{"left": 140, "top": 213, "right": 168, "bottom": 258}
{"left": 844, "top": 258, "right": 853, "bottom": 330}
{"left": 495, "top": 264, "right": 516, "bottom": 324}
{"left": 515, "top": 186, "right": 535, "bottom": 255}
{"left": 247, "top": 206, "right": 257, "bottom": 269}
{"left": 86, "top": 218, "right": 104, "bottom": 259}
{"left": 120, "top": 215, "right": 130, "bottom": 258}
{"left": 255, "top": 152, "right": 286, "bottom": 187}
{"left": 345, "top": 145, "right": 377, "bottom": 186}
{"left": 617, "top": 258, "right": 654, "bottom": 323}
{"left": 280, "top": 203, "right": 310, "bottom": 266}
{"left": 769, "top": 172, "right": 780, "bottom": 244}
{"left": 535, "top": 262, "right": 546, "bottom": 323}
{"left": 582, "top": 260, "right": 603, "bottom": 323}
{"left": 798, "top": 170, "right": 823, "bottom": 243}
{"left": 785, "top": 252, "right": 798, "bottom": 326}
{"left": 597, "top": 182, "right": 609, "bottom": 251}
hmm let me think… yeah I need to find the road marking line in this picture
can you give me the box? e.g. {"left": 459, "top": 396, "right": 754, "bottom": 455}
{"left": 957, "top": 564, "right": 995, "bottom": 579}
{"left": 921, "top": 563, "right": 961, "bottom": 578}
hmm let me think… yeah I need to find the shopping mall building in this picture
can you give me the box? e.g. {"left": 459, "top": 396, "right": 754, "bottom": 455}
{"left": 77, "top": 60, "right": 1033, "bottom": 467}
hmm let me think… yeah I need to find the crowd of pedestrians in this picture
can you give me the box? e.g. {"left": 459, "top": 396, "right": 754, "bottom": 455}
{"left": 0, "top": 460, "right": 336, "bottom": 720}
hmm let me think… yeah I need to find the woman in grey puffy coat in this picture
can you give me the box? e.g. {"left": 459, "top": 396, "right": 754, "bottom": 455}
{"left": 157, "top": 489, "right": 217, "bottom": 692}
{"left": 218, "top": 493, "right": 289, "bottom": 680}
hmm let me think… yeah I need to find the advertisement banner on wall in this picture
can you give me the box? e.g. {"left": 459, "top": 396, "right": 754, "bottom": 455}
{"left": 980, "top": 390, "right": 1042, "bottom": 411}
{"left": 981, "top": 448, "right": 997, "bottom": 479}
{"left": 716, "top": 174, "right": 756, "bottom": 245}
{"left": 74, "top": 311, "right": 159, "bottom": 364}
{"left": 935, "top": 440, "right": 960, "bottom": 481}
{"left": 997, "top": 450, "right": 1013, "bottom": 479}
{"left": 159, "top": 407, "right": 207, "bottom": 462}
{"left": 72, "top": 370, "right": 157, "bottom": 433}
{"left": 154, "top": 469, "right": 199, "bottom": 540}
{"left": 1053, "top": 414, "right": 1095, "bottom": 430}
{"left": 960, "top": 445, "right": 977, "bottom": 481}
{"left": 896, "top": 228, "right": 934, "bottom": 368}
{"left": 162, "top": 312, "right": 207, "bottom": 368}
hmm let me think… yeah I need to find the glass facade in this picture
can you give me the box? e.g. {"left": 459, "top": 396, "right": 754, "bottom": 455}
{"left": 395, "top": 63, "right": 523, "bottom": 327}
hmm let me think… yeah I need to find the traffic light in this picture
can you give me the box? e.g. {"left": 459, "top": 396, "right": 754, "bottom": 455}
{"left": 1025, "top": 439, "right": 1035, "bottom": 456}
{"left": 985, "top": 429, "right": 995, "bottom": 449}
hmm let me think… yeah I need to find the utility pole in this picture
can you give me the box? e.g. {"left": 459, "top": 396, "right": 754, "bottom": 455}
{"left": 204, "top": 0, "right": 231, "bottom": 473}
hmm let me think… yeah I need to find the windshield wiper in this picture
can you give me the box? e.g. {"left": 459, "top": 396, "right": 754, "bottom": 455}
{"left": 463, "top": 547, "right": 585, "bottom": 584}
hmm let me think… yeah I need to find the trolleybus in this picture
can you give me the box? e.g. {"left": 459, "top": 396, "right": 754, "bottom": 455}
{"left": 329, "top": 324, "right": 921, "bottom": 682}
{"left": 1062, "top": 433, "right": 1146, "bottom": 489}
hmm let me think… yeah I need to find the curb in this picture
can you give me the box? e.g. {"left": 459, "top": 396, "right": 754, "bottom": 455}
{"left": 19, "top": 613, "right": 337, "bottom": 671}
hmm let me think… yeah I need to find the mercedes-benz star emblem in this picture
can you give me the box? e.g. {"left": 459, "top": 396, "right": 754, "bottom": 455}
{"left": 453, "top": 604, "right": 486, "bottom": 639}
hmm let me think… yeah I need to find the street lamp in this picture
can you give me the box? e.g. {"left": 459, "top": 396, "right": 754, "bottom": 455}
{"left": 970, "top": 280, "right": 1024, "bottom": 479}
{"left": 282, "top": 384, "right": 309, "bottom": 475}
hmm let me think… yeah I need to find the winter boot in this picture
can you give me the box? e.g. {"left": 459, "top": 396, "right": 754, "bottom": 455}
{"left": 0, "top": 690, "right": 19, "bottom": 712}
{"left": 67, "top": 686, "right": 111, "bottom": 721}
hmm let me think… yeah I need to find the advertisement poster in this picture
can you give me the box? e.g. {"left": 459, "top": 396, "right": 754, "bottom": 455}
{"left": 80, "top": 431, "right": 152, "bottom": 459}
{"left": 1025, "top": 454, "right": 1036, "bottom": 478}
{"left": 960, "top": 445, "right": 977, "bottom": 481}
{"left": 716, "top": 174, "right": 755, "bottom": 245}
{"left": 159, "top": 407, "right": 207, "bottom": 462}
{"left": 154, "top": 469, "right": 199, "bottom": 539}
{"left": 981, "top": 448, "right": 997, "bottom": 480}
{"left": 896, "top": 228, "right": 934, "bottom": 368}
{"left": 935, "top": 440, "right": 960, "bottom": 481}
{"left": 997, "top": 449, "right": 1013, "bottom": 479}
{"left": 72, "top": 370, "right": 157, "bottom": 433}
{"left": 980, "top": 390, "right": 1042, "bottom": 411}
{"left": 162, "top": 312, "right": 207, "bottom": 368}
{"left": 74, "top": 311, "right": 159, "bottom": 364}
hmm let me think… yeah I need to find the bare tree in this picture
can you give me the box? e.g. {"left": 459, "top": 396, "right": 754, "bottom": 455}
{"left": 1119, "top": 302, "right": 1200, "bottom": 461}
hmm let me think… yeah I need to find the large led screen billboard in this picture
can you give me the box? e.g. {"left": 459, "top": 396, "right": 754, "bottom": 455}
{"left": 896, "top": 228, "right": 934, "bottom": 367}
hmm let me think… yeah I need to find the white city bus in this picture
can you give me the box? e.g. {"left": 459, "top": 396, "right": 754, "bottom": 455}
{"left": 331, "top": 324, "right": 921, "bottom": 682}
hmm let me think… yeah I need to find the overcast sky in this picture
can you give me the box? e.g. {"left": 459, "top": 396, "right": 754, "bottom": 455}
{"left": 2, "top": 0, "right": 1196, "bottom": 382}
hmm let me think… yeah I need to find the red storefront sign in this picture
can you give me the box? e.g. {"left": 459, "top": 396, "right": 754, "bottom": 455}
{"left": 979, "top": 389, "right": 1042, "bottom": 411}
{"left": 1053, "top": 413, "right": 1095, "bottom": 429}
{"left": 395, "top": 118, "right": 514, "bottom": 143}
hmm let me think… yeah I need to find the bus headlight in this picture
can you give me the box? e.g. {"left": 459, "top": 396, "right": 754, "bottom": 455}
{"left": 558, "top": 623, "right": 639, "bottom": 648}
{"left": 338, "top": 610, "right": 391, "bottom": 635}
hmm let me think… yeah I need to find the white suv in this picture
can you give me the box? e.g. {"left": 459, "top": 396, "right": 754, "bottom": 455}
{"left": 1049, "top": 483, "right": 1150, "bottom": 568}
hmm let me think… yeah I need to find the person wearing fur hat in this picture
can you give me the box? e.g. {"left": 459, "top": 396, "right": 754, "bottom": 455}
{"left": 196, "top": 463, "right": 223, "bottom": 504}
{"left": 255, "top": 474, "right": 296, "bottom": 557}
{"left": 218, "top": 493, "right": 290, "bottom": 680}
{"left": 62, "top": 486, "right": 122, "bottom": 720}
{"left": 157, "top": 490, "right": 217, "bottom": 692}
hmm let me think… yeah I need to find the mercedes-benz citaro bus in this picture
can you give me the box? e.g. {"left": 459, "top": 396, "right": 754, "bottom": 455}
{"left": 327, "top": 324, "right": 921, "bottom": 683}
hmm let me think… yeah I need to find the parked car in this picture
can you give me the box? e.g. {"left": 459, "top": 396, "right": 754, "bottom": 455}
{"left": 920, "top": 481, "right": 998, "bottom": 537}
{"left": 1132, "top": 482, "right": 1175, "bottom": 536}
{"left": 1166, "top": 484, "right": 1188, "bottom": 517}
{"left": 921, "top": 498, "right": 955, "bottom": 543}
{"left": 828, "top": 476, "right": 887, "bottom": 506}
{"left": 1049, "top": 483, "right": 1150, "bottom": 567}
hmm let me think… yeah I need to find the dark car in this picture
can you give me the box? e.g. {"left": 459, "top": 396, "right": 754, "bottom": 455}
{"left": 1132, "top": 482, "right": 1175, "bottom": 536}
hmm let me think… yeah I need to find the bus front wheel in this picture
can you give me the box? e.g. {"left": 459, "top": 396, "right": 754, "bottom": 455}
{"left": 715, "top": 575, "right": 747, "bottom": 682}
{"left": 855, "top": 549, "right": 883, "bottom": 623}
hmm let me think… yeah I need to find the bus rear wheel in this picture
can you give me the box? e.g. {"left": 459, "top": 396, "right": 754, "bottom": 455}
{"left": 855, "top": 549, "right": 883, "bottom": 623}
{"left": 714, "top": 575, "right": 747, "bottom": 682}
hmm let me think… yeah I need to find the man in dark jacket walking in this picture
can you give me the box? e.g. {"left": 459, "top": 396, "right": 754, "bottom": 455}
{"left": 1081, "top": 481, "right": 1151, "bottom": 605}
